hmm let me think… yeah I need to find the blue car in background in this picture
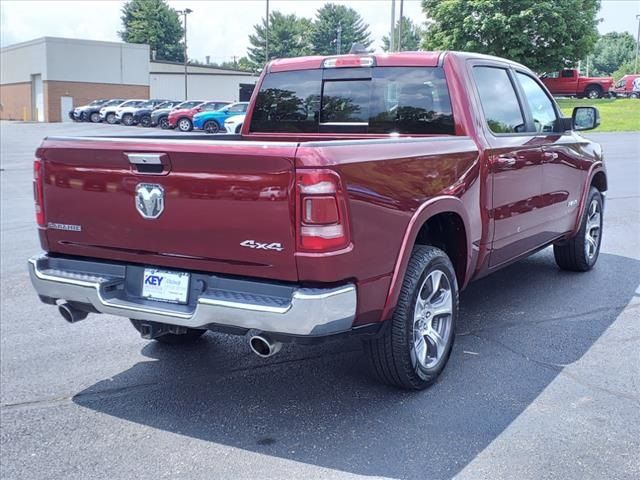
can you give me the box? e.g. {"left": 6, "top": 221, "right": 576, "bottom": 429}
{"left": 193, "top": 102, "right": 249, "bottom": 133}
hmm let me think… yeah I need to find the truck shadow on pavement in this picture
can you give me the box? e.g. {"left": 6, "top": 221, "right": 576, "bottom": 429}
{"left": 73, "top": 250, "right": 640, "bottom": 480}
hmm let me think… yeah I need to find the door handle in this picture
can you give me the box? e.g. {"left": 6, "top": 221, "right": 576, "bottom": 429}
{"left": 543, "top": 152, "right": 559, "bottom": 161}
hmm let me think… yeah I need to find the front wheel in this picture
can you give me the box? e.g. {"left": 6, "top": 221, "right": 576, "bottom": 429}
{"left": 554, "top": 187, "right": 603, "bottom": 271}
{"left": 139, "top": 114, "right": 152, "bottom": 127}
{"left": 159, "top": 116, "right": 170, "bottom": 129}
{"left": 177, "top": 117, "right": 193, "bottom": 132}
{"left": 585, "top": 86, "right": 602, "bottom": 99}
{"left": 106, "top": 113, "right": 117, "bottom": 124}
{"left": 130, "top": 319, "right": 206, "bottom": 345}
{"left": 203, "top": 120, "right": 220, "bottom": 134}
{"left": 363, "top": 246, "right": 458, "bottom": 390}
{"left": 90, "top": 112, "right": 101, "bottom": 123}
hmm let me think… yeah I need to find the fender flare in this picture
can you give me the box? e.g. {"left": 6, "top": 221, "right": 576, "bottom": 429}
{"left": 381, "top": 196, "right": 473, "bottom": 321}
{"left": 571, "top": 162, "right": 607, "bottom": 236}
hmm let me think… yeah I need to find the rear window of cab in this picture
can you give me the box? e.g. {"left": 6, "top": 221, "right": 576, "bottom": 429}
{"left": 249, "top": 67, "right": 454, "bottom": 135}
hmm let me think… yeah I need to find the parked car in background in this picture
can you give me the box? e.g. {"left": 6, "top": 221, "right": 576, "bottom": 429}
{"left": 168, "top": 101, "right": 230, "bottom": 132}
{"left": 100, "top": 100, "right": 137, "bottom": 124}
{"left": 135, "top": 100, "right": 180, "bottom": 127}
{"left": 612, "top": 74, "right": 640, "bottom": 98}
{"left": 113, "top": 100, "right": 146, "bottom": 125}
{"left": 28, "top": 51, "right": 606, "bottom": 390}
{"left": 150, "top": 100, "right": 199, "bottom": 129}
{"left": 81, "top": 99, "right": 124, "bottom": 123}
{"left": 117, "top": 99, "right": 170, "bottom": 126}
{"left": 69, "top": 99, "right": 110, "bottom": 122}
{"left": 540, "top": 69, "right": 614, "bottom": 98}
{"left": 224, "top": 114, "right": 246, "bottom": 134}
{"left": 193, "top": 102, "right": 249, "bottom": 133}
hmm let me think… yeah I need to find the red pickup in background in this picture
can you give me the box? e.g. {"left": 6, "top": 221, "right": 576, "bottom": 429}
{"left": 540, "top": 69, "right": 614, "bottom": 98}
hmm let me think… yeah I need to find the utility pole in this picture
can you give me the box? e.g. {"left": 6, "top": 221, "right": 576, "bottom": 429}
{"left": 635, "top": 14, "right": 640, "bottom": 74}
{"left": 177, "top": 8, "right": 193, "bottom": 100}
{"left": 265, "top": 0, "right": 270, "bottom": 64}
{"left": 337, "top": 24, "right": 342, "bottom": 54}
{"left": 389, "top": 0, "right": 396, "bottom": 52}
{"left": 397, "top": 0, "right": 404, "bottom": 51}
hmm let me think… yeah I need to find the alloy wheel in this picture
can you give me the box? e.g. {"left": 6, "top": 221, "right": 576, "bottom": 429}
{"left": 412, "top": 269, "right": 454, "bottom": 370}
{"left": 584, "top": 198, "right": 602, "bottom": 260}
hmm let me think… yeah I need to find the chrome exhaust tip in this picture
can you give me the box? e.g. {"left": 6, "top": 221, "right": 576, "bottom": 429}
{"left": 249, "top": 335, "right": 282, "bottom": 358}
{"left": 58, "top": 303, "right": 88, "bottom": 323}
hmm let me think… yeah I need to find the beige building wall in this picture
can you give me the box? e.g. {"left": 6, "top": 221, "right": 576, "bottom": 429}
{"left": 44, "top": 81, "right": 149, "bottom": 122}
{"left": 0, "top": 82, "right": 32, "bottom": 120}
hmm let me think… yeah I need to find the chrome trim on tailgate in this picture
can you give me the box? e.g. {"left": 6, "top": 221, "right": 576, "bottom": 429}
{"left": 28, "top": 255, "right": 357, "bottom": 336}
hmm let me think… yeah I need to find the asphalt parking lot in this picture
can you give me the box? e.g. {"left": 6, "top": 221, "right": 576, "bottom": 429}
{"left": 1, "top": 121, "right": 638, "bottom": 480}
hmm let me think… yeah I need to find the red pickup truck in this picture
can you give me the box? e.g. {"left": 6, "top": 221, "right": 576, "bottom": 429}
{"left": 29, "top": 51, "right": 607, "bottom": 390}
{"left": 540, "top": 68, "right": 614, "bottom": 99}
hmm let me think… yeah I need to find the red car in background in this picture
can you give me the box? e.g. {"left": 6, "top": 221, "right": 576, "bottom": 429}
{"left": 168, "top": 101, "right": 231, "bottom": 132}
{"left": 612, "top": 74, "right": 640, "bottom": 98}
{"left": 540, "top": 69, "right": 614, "bottom": 99}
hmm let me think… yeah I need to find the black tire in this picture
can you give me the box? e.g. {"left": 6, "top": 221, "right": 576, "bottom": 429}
{"left": 585, "top": 85, "right": 602, "bottom": 99}
{"left": 139, "top": 114, "right": 152, "bottom": 127}
{"left": 630, "top": 92, "right": 639, "bottom": 99}
{"left": 122, "top": 113, "right": 134, "bottom": 126}
{"left": 90, "top": 112, "right": 101, "bottom": 123}
{"left": 203, "top": 120, "right": 220, "bottom": 134}
{"left": 130, "top": 319, "right": 206, "bottom": 345}
{"left": 106, "top": 112, "right": 117, "bottom": 124}
{"left": 554, "top": 187, "right": 603, "bottom": 272}
{"left": 363, "top": 246, "right": 458, "bottom": 390}
{"left": 159, "top": 116, "right": 170, "bottom": 129}
{"left": 177, "top": 117, "right": 193, "bottom": 132}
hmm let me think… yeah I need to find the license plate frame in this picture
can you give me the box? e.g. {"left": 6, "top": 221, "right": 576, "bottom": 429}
{"left": 141, "top": 268, "right": 190, "bottom": 304}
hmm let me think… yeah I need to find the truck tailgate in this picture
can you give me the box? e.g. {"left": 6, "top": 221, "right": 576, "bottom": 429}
{"left": 38, "top": 137, "right": 300, "bottom": 282}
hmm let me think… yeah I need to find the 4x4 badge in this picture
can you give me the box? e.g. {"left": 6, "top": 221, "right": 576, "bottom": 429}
{"left": 240, "top": 240, "right": 284, "bottom": 252}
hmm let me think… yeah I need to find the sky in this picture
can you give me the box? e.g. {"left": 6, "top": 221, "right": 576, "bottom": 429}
{"left": 1, "top": 0, "right": 639, "bottom": 63}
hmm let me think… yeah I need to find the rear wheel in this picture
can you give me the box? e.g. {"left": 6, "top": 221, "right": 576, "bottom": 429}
{"left": 203, "top": 120, "right": 220, "bottom": 134}
{"left": 106, "top": 112, "right": 117, "bottom": 124}
{"left": 554, "top": 187, "right": 603, "bottom": 271}
{"left": 139, "top": 114, "right": 152, "bottom": 127}
{"left": 130, "top": 319, "right": 206, "bottom": 345}
{"left": 363, "top": 246, "right": 458, "bottom": 390}
{"left": 122, "top": 113, "right": 134, "bottom": 126}
{"left": 585, "top": 85, "right": 602, "bottom": 99}
{"left": 159, "top": 116, "right": 170, "bottom": 129}
{"left": 90, "top": 112, "right": 101, "bottom": 123}
{"left": 177, "top": 117, "right": 193, "bottom": 132}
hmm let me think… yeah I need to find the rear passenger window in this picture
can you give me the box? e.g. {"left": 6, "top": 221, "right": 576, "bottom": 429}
{"left": 473, "top": 67, "right": 525, "bottom": 134}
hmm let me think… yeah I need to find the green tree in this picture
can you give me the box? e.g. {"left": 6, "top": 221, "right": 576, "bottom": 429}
{"left": 247, "top": 11, "right": 313, "bottom": 68}
{"left": 382, "top": 17, "right": 424, "bottom": 52}
{"left": 612, "top": 60, "right": 637, "bottom": 80}
{"left": 311, "top": 3, "right": 372, "bottom": 55}
{"left": 589, "top": 32, "right": 637, "bottom": 76}
{"left": 119, "top": 0, "right": 184, "bottom": 62}
{"left": 421, "top": 0, "right": 601, "bottom": 73}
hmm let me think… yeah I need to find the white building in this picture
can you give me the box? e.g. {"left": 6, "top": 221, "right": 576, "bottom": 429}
{"left": 0, "top": 37, "right": 258, "bottom": 122}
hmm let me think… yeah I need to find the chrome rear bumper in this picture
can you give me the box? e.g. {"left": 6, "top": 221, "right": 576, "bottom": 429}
{"left": 28, "top": 254, "right": 357, "bottom": 336}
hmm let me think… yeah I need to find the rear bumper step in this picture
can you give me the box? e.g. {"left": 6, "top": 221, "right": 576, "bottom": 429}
{"left": 28, "top": 254, "right": 356, "bottom": 336}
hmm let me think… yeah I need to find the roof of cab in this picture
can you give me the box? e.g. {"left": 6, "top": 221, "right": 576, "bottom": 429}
{"left": 268, "top": 51, "right": 443, "bottom": 72}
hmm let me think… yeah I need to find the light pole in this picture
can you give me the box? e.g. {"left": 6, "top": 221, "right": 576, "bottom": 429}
{"left": 389, "top": 0, "right": 396, "bottom": 52}
{"left": 177, "top": 8, "right": 193, "bottom": 100}
{"left": 265, "top": 0, "right": 270, "bottom": 64}
{"left": 635, "top": 14, "right": 640, "bottom": 74}
{"left": 397, "top": 0, "right": 404, "bottom": 51}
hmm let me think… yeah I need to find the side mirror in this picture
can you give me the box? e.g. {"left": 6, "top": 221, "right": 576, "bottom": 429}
{"left": 195, "top": 107, "right": 202, "bottom": 112}
{"left": 572, "top": 106, "right": 600, "bottom": 131}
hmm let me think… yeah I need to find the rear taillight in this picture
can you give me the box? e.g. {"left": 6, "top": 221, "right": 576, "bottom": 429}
{"left": 33, "top": 158, "right": 45, "bottom": 227}
{"left": 296, "top": 169, "right": 350, "bottom": 252}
